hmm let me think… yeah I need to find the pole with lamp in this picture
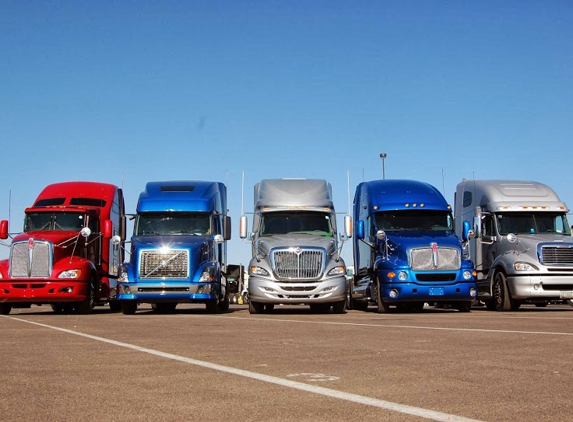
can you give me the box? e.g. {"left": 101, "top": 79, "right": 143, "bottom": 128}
{"left": 380, "top": 153, "right": 387, "bottom": 180}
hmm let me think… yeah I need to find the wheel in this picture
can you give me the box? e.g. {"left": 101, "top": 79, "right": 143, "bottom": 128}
{"left": 0, "top": 304, "right": 12, "bottom": 315}
{"left": 121, "top": 300, "right": 137, "bottom": 315}
{"left": 108, "top": 301, "right": 122, "bottom": 312}
{"left": 248, "top": 300, "right": 264, "bottom": 314}
{"left": 492, "top": 272, "right": 517, "bottom": 312}
{"left": 353, "top": 299, "right": 368, "bottom": 311}
{"left": 456, "top": 301, "right": 472, "bottom": 312}
{"left": 218, "top": 293, "right": 230, "bottom": 312}
{"left": 346, "top": 284, "right": 353, "bottom": 310}
{"left": 375, "top": 281, "right": 390, "bottom": 313}
{"left": 332, "top": 299, "right": 347, "bottom": 314}
{"left": 76, "top": 281, "right": 96, "bottom": 314}
{"left": 205, "top": 300, "right": 220, "bottom": 313}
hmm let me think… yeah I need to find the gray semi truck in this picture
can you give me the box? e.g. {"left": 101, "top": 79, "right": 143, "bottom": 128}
{"left": 239, "top": 178, "right": 350, "bottom": 314}
{"left": 454, "top": 179, "right": 573, "bottom": 310}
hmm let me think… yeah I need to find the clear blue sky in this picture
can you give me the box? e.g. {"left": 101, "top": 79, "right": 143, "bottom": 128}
{"left": 1, "top": 1, "right": 572, "bottom": 266}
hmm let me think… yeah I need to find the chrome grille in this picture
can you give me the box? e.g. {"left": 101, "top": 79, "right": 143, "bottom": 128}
{"left": 10, "top": 240, "right": 52, "bottom": 278}
{"left": 410, "top": 247, "right": 460, "bottom": 271}
{"left": 139, "top": 249, "right": 189, "bottom": 279}
{"left": 271, "top": 248, "right": 325, "bottom": 280}
{"left": 541, "top": 246, "right": 573, "bottom": 265}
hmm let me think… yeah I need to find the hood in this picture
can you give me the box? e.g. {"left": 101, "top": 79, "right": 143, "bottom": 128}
{"left": 385, "top": 230, "right": 462, "bottom": 249}
{"left": 256, "top": 234, "right": 338, "bottom": 257}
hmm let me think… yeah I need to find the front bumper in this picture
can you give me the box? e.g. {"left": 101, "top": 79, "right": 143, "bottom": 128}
{"left": 116, "top": 282, "right": 220, "bottom": 303}
{"left": 248, "top": 275, "right": 346, "bottom": 305}
{"left": 380, "top": 281, "right": 477, "bottom": 303}
{"left": 0, "top": 280, "right": 89, "bottom": 303}
{"left": 507, "top": 275, "right": 573, "bottom": 300}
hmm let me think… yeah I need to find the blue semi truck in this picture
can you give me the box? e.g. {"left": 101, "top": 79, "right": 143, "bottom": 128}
{"left": 116, "top": 180, "right": 232, "bottom": 314}
{"left": 351, "top": 179, "right": 476, "bottom": 312}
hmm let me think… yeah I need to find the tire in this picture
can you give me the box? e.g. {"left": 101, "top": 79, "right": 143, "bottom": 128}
{"left": 248, "top": 300, "right": 264, "bottom": 314}
{"left": 493, "top": 271, "right": 517, "bottom": 312}
{"left": 332, "top": 299, "right": 347, "bottom": 314}
{"left": 456, "top": 301, "right": 472, "bottom": 312}
{"left": 108, "top": 301, "right": 122, "bottom": 313}
{"left": 121, "top": 300, "right": 137, "bottom": 315}
{"left": 205, "top": 300, "right": 220, "bottom": 314}
{"left": 375, "top": 281, "right": 390, "bottom": 313}
{"left": 76, "top": 281, "right": 96, "bottom": 314}
{"left": 0, "top": 304, "right": 12, "bottom": 315}
{"left": 218, "top": 293, "right": 230, "bottom": 312}
{"left": 353, "top": 299, "right": 368, "bottom": 311}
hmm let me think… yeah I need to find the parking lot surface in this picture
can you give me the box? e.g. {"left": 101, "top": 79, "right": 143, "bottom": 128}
{"left": 2, "top": 303, "right": 573, "bottom": 422}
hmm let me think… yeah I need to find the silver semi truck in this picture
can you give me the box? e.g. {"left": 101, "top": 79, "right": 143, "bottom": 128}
{"left": 239, "top": 178, "right": 349, "bottom": 314}
{"left": 454, "top": 179, "right": 573, "bottom": 310}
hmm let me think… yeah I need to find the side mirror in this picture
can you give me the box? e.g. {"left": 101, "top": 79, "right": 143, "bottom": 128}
{"left": 224, "top": 216, "right": 232, "bottom": 240}
{"left": 357, "top": 220, "right": 365, "bottom": 239}
{"left": 239, "top": 215, "right": 248, "bottom": 239}
{"left": 473, "top": 216, "right": 481, "bottom": 238}
{"left": 103, "top": 219, "right": 113, "bottom": 239}
{"left": 462, "top": 220, "right": 474, "bottom": 241}
{"left": 0, "top": 220, "right": 8, "bottom": 239}
{"left": 344, "top": 214, "right": 353, "bottom": 239}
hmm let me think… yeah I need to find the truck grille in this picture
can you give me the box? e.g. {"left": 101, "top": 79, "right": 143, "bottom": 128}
{"left": 10, "top": 240, "right": 52, "bottom": 278}
{"left": 139, "top": 249, "right": 189, "bottom": 279}
{"left": 541, "top": 246, "right": 573, "bottom": 265}
{"left": 410, "top": 247, "right": 460, "bottom": 271}
{"left": 271, "top": 248, "right": 325, "bottom": 280}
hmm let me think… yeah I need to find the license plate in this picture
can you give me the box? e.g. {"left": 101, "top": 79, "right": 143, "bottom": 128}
{"left": 429, "top": 287, "right": 444, "bottom": 296}
{"left": 560, "top": 291, "right": 573, "bottom": 299}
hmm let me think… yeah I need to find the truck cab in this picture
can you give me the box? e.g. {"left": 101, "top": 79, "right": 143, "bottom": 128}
{"left": 240, "top": 178, "right": 349, "bottom": 314}
{"left": 352, "top": 179, "right": 476, "bottom": 313}
{"left": 117, "top": 181, "right": 231, "bottom": 314}
{"left": 0, "top": 181, "right": 126, "bottom": 314}
{"left": 454, "top": 179, "right": 573, "bottom": 310}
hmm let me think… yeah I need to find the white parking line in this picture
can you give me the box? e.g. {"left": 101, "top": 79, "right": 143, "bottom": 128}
{"left": 219, "top": 315, "right": 573, "bottom": 336}
{"left": 4, "top": 315, "right": 482, "bottom": 422}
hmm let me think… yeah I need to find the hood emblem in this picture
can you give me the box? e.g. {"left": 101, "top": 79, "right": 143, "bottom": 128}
{"left": 294, "top": 247, "right": 302, "bottom": 255}
{"left": 431, "top": 242, "right": 439, "bottom": 268}
{"left": 28, "top": 238, "right": 35, "bottom": 250}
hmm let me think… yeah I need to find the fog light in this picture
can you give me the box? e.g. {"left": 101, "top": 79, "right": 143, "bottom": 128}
{"left": 470, "top": 287, "right": 477, "bottom": 297}
{"left": 533, "top": 284, "right": 540, "bottom": 290}
{"left": 389, "top": 289, "right": 398, "bottom": 298}
{"left": 322, "top": 286, "right": 334, "bottom": 292}
{"left": 197, "top": 285, "right": 205, "bottom": 294}
{"left": 59, "top": 286, "right": 73, "bottom": 293}
{"left": 122, "top": 286, "right": 131, "bottom": 294}
{"left": 263, "top": 287, "right": 275, "bottom": 292}
{"left": 398, "top": 271, "right": 407, "bottom": 281}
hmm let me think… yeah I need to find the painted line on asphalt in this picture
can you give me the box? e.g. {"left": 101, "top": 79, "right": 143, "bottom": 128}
{"left": 216, "top": 315, "right": 573, "bottom": 336}
{"left": 3, "top": 315, "right": 482, "bottom": 422}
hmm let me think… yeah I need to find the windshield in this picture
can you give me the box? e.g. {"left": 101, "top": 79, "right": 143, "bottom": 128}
{"left": 24, "top": 212, "right": 87, "bottom": 232}
{"left": 374, "top": 210, "right": 453, "bottom": 231}
{"left": 496, "top": 212, "right": 570, "bottom": 235}
{"left": 260, "top": 211, "right": 333, "bottom": 237}
{"left": 135, "top": 212, "right": 211, "bottom": 236}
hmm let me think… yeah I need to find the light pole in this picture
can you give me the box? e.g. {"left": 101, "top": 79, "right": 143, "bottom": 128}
{"left": 380, "top": 153, "right": 387, "bottom": 179}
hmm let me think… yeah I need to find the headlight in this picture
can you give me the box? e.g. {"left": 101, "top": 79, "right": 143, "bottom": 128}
{"left": 327, "top": 266, "right": 346, "bottom": 276}
{"left": 463, "top": 270, "right": 473, "bottom": 280}
{"left": 118, "top": 271, "right": 130, "bottom": 283}
{"left": 514, "top": 262, "right": 538, "bottom": 271}
{"left": 199, "top": 266, "right": 216, "bottom": 282}
{"left": 58, "top": 269, "right": 82, "bottom": 279}
{"left": 250, "top": 266, "right": 269, "bottom": 276}
{"left": 398, "top": 271, "right": 408, "bottom": 281}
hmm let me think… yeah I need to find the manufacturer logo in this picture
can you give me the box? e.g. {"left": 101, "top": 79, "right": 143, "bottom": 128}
{"left": 28, "top": 238, "right": 35, "bottom": 250}
{"left": 431, "top": 242, "right": 439, "bottom": 268}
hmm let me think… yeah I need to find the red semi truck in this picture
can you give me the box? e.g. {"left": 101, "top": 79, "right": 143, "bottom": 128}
{"left": 0, "top": 181, "right": 126, "bottom": 314}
